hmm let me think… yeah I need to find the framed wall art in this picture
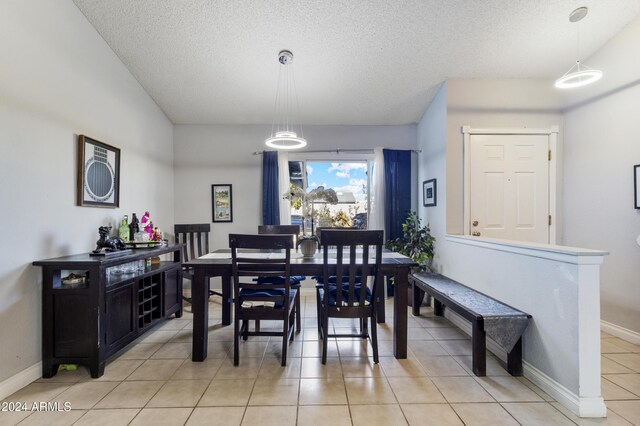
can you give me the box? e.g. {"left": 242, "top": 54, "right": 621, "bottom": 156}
{"left": 212, "top": 184, "right": 233, "bottom": 222}
{"left": 77, "top": 135, "right": 120, "bottom": 208}
{"left": 635, "top": 165, "right": 640, "bottom": 209}
{"left": 423, "top": 178, "right": 437, "bottom": 207}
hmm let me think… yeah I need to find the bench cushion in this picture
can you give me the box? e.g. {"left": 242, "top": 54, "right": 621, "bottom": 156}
{"left": 411, "top": 271, "right": 530, "bottom": 352}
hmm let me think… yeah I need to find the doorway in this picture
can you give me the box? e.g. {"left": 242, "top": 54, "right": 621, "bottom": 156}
{"left": 462, "top": 126, "right": 558, "bottom": 244}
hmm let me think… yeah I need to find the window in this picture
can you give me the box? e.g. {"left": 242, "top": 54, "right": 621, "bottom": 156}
{"left": 288, "top": 160, "right": 371, "bottom": 230}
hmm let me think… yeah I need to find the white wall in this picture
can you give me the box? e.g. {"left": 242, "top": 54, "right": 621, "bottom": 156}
{"left": 173, "top": 124, "right": 417, "bottom": 250}
{"left": 416, "top": 82, "right": 448, "bottom": 251}
{"left": 562, "top": 16, "right": 640, "bottom": 336}
{"left": 0, "top": 1, "right": 174, "bottom": 384}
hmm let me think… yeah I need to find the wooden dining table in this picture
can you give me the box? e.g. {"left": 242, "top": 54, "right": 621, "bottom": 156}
{"left": 185, "top": 248, "right": 418, "bottom": 362}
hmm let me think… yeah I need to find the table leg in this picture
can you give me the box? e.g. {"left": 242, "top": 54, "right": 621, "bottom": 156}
{"left": 192, "top": 268, "right": 209, "bottom": 361}
{"left": 221, "top": 273, "right": 232, "bottom": 326}
{"left": 393, "top": 268, "right": 408, "bottom": 359}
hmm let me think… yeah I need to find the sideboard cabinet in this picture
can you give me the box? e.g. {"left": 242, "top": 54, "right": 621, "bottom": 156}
{"left": 33, "top": 245, "right": 183, "bottom": 378}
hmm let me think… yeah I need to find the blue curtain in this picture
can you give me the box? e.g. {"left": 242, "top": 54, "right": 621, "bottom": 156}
{"left": 262, "top": 151, "right": 280, "bottom": 225}
{"left": 383, "top": 149, "right": 411, "bottom": 241}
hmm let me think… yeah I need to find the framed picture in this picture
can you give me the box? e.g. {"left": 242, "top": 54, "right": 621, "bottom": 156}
{"left": 77, "top": 135, "right": 120, "bottom": 208}
{"left": 212, "top": 184, "right": 233, "bottom": 222}
{"left": 423, "top": 178, "right": 437, "bottom": 207}
{"left": 635, "top": 165, "right": 640, "bottom": 209}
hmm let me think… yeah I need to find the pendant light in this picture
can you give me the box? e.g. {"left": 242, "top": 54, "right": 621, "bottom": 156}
{"left": 265, "top": 50, "right": 308, "bottom": 150}
{"left": 555, "top": 7, "right": 603, "bottom": 89}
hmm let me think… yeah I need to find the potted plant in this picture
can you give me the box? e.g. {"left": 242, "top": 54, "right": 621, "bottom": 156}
{"left": 385, "top": 211, "right": 435, "bottom": 300}
{"left": 284, "top": 185, "right": 338, "bottom": 257}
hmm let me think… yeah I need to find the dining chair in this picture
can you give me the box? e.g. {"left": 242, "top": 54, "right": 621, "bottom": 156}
{"left": 174, "top": 224, "right": 221, "bottom": 305}
{"left": 258, "top": 225, "right": 304, "bottom": 332}
{"left": 229, "top": 234, "right": 297, "bottom": 366}
{"left": 314, "top": 226, "right": 361, "bottom": 332}
{"left": 316, "top": 229, "right": 383, "bottom": 364}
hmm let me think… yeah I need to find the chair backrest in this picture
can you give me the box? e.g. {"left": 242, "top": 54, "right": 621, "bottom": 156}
{"left": 229, "top": 234, "right": 294, "bottom": 306}
{"left": 259, "top": 225, "right": 300, "bottom": 248}
{"left": 174, "top": 224, "right": 210, "bottom": 263}
{"left": 316, "top": 226, "right": 352, "bottom": 248}
{"left": 320, "top": 229, "right": 383, "bottom": 307}
{"left": 258, "top": 225, "right": 300, "bottom": 235}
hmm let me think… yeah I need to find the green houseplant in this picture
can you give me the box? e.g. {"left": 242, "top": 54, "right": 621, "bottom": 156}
{"left": 385, "top": 211, "right": 435, "bottom": 297}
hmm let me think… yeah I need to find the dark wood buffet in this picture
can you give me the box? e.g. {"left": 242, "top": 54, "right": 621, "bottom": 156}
{"left": 33, "top": 245, "right": 183, "bottom": 378}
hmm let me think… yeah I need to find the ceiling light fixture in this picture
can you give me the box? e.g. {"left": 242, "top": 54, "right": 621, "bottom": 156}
{"left": 265, "top": 50, "right": 307, "bottom": 150}
{"left": 555, "top": 7, "right": 602, "bottom": 89}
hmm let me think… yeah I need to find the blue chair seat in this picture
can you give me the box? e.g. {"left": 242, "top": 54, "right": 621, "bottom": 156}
{"left": 239, "top": 288, "right": 297, "bottom": 309}
{"left": 318, "top": 284, "right": 372, "bottom": 306}
{"left": 313, "top": 275, "right": 361, "bottom": 285}
{"left": 255, "top": 276, "right": 305, "bottom": 286}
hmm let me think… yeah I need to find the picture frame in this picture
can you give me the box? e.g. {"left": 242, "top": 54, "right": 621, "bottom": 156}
{"left": 423, "top": 178, "right": 437, "bottom": 207}
{"left": 77, "top": 135, "right": 120, "bottom": 208}
{"left": 635, "top": 165, "right": 640, "bottom": 209}
{"left": 212, "top": 184, "right": 233, "bottom": 222}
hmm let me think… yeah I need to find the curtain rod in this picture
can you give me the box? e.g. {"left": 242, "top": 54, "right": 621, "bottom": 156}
{"left": 252, "top": 148, "right": 421, "bottom": 155}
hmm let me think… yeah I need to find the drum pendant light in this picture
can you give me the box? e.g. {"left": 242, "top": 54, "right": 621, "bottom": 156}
{"left": 265, "top": 50, "right": 308, "bottom": 150}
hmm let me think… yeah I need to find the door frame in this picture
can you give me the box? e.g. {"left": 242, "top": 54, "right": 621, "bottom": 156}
{"left": 462, "top": 126, "right": 559, "bottom": 244}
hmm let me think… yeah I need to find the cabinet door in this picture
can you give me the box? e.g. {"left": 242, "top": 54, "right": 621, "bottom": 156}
{"left": 105, "top": 284, "right": 136, "bottom": 354}
{"left": 163, "top": 268, "right": 180, "bottom": 316}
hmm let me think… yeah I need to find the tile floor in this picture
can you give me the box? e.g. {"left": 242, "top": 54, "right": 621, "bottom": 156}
{"left": 1, "top": 296, "right": 639, "bottom": 425}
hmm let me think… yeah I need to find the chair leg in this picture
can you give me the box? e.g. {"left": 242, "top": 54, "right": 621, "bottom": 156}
{"left": 289, "top": 308, "right": 296, "bottom": 342}
{"left": 321, "top": 308, "right": 329, "bottom": 365}
{"left": 370, "top": 315, "right": 379, "bottom": 364}
{"left": 242, "top": 320, "right": 249, "bottom": 341}
{"left": 295, "top": 290, "right": 301, "bottom": 332}
{"left": 233, "top": 316, "right": 240, "bottom": 366}
{"left": 281, "top": 317, "right": 289, "bottom": 367}
{"left": 316, "top": 287, "right": 322, "bottom": 336}
{"left": 361, "top": 317, "right": 368, "bottom": 339}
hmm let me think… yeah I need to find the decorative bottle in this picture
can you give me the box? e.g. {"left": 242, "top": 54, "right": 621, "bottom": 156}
{"left": 118, "top": 215, "right": 129, "bottom": 242}
{"left": 129, "top": 213, "right": 139, "bottom": 241}
{"left": 141, "top": 211, "right": 152, "bottom": 239}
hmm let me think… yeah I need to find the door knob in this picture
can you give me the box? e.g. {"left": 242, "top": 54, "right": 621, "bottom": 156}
{"left": 472, "top": 231, "right": 481, "bottom": 236}
{"left": 472, "top": 220, "right": 479, "bottom": 227}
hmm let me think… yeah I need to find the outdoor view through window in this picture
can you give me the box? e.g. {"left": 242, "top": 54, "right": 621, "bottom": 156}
{"left": 289, "top": 161, "right": 370, "bottom": 233}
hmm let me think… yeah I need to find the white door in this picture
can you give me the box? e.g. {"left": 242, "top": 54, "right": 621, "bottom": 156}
{"left": 469, "top": 134, "right": 549, "bottom": 243}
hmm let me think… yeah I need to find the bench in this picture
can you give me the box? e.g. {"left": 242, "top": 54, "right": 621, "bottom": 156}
{"left": 410, "top": 271, "right": 531, "bottom": 376}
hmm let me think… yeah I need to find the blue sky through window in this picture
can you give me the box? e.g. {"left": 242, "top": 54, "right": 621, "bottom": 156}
{"left": 306, "top": 162, "right": 368, "bottom": 203}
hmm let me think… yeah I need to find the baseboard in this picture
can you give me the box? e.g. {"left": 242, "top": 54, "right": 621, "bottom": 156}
{"left": 444, "top": 310, "right": 607, "bottom": 418}
{"left": 0, "top": 362, "right": 41, "bottom": 401}
{"left": 523, "top": 361, "right": 607, "bottom": 418}
{"left": 601, "top": 320, "right": 640, "bottom": 345}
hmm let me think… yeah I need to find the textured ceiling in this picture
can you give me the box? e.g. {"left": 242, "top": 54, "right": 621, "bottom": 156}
{"left": 73, "top": 0, "right": 640, "bottom": 125}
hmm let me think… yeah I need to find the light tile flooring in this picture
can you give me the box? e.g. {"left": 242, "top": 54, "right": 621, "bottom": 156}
{"left": 2, "top": 296, "right": 639, "bottom": 425}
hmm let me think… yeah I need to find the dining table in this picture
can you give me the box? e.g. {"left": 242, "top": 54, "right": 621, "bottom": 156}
{"left": 185, "top": 247, "right": 418, "bottom": 362}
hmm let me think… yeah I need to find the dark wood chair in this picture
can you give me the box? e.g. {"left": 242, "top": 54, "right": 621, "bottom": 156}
{"left": 174, "top": 224, "right": 221, "bottom": 304}
{"left": 316, "top": 229, "right": 383, "bottom": 364}
{"left": 258, "top": 225, "right": 303, "bottom": 332}
{"left": 314, "top": 226, "right": 360, "bottom": 332}
{"left": 229, "top": 234, "right": 297, "bottom": 366}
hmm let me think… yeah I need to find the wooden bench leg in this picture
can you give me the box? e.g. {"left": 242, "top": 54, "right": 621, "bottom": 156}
{"left": 507, "top": 337, "right": 523, "bottom": 376}
{"left": 472, "top": 319, "right": 486, "bottom": 376}
{"left": 433, "top": 298, "right": 444, "bottom": 316}
{"left": 412, "top": 283, "right": 424, "bottom": 316}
